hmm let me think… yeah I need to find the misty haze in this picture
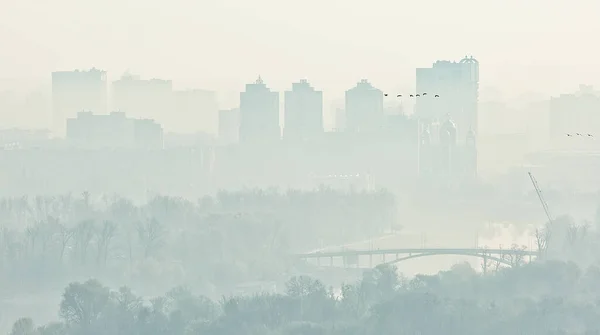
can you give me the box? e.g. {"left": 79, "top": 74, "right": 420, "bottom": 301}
{"left": 2, "top": 0, "right": 600, "bottom": 334}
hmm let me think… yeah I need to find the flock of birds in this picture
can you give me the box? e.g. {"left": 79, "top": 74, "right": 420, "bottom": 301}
{"left": 566, "top": 133, "right": 594, "bottom": 137}
{"left": 384, "top": 92, "right": 440, "bottom": 98}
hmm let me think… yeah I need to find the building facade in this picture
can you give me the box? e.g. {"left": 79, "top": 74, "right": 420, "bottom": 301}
{"left": 415, "top": 56, "right": 479, "bottom": 143}
{"left": 66, "top": 111, "right": 163, "bottom": 149}
{"left": 418, "top": 116, "right": 477, "bottom": 183}
{"left": 218, "top": 108, "right": 240, "bottom": 145}
{"left": 344, "top": 79, "right": 384, "bottom": 133}
{"left": 239, "top": 76, "right": 280, "bottom": 143}
{"left": 284, "top": 79, "right": 323, "bottom": 140}
{"left": 112, "top": 74, "right": 173, "bottom": 129}
{"left": 52, "top": 68, "right": 107, "bottom": 137}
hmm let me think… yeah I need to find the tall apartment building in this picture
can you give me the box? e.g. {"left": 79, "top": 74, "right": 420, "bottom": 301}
{"left": 415, "top": 56, "right": 479, "bottom": 142}
{"left": 52, "top": 68, "right": 107, "bottom": 137}
{"left": 218, "top": 108, "right": 240, "bottom": 145}
{"left": 112, "top": 74, "right": 172, "bottom": 129}
{"left": 284, "top": 79, "right": 323, "bottom": 140}
{"left": 239, "top": 76, "right": 280, "bottom": 143}
{"left": 344, "top": 79, "right": 384, "bottom": 133}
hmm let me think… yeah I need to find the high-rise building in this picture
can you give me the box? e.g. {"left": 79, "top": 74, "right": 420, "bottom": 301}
{"left": 52, "top": 68, "right": 107, "bottom": 137}
{"left": 415, "top": 56, "right": 479, "bottom": 142}
{"left": 173, "top": 89, "right": 219, "bottom": 134}
{"left": 284, "top": 79, "right": 323, "bottom": 140}
{"left": 239, "top": 76, "right": 280, "bottom": 143}
{"left": 219, "top": 108, "right": 240, "bottom": 145}
{"left": 112, "top": 74, "right": 173, "bottom": 129}
{"left": 344, "top": 79, "right": 384, "bottom": 132}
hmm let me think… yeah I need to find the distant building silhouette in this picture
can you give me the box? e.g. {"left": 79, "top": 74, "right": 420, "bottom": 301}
{"left": 415, "top": 56, "right": 479, "bottom": 142}
{"left": 134, "top": 119, "right": 165, "bottom": 149}
{"left": 344, "top": 79, "right": 383, "bottom": 132}
{"left": 239, "top": 76, "right": 280, "bottom": 143}
{"left": 465, "top": 127, "right": 477, "bottom": 179}
{"left": 51, "top": 68, "right": 107, "bottom": 137}
{"left": 550, "top": 85, "right": 600, "bottom": 149}
{"left": 219, "top": 108, "right": 240, "bottom": 145}
{"left": 439, "top": 118, "right": 457, "bottom": 176}
{"left": 284, "top": 79, "right": 323, "bottom": 140}
{"left": 418, "top": 115, "right": 477, "bottom": 183}
{"left": 66, "top": 111, "right": 163, "bottom": 149}
{"left": 112, "top": 74, "right": 173, "bottom": 129}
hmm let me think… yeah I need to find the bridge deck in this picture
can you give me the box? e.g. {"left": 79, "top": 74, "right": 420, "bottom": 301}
{"left": 295, "top": 248, "right": 537, "bottom": 258}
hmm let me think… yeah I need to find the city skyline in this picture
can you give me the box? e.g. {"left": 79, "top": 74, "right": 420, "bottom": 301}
{"left": 2, "top": 2, "right": 600, "bottom": 333}
{"left": 5, "top": 58, "right": 600, "bottom": 147}
{"left": 43, "top": 64, "right": 464, "bottom": 138}
{"left": 46, "top": 65, "right": 472, "bottom": 141}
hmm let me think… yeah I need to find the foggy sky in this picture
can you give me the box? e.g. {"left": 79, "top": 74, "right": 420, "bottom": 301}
{"left": 1, "top": 0, "right": 600, "bottom": 101}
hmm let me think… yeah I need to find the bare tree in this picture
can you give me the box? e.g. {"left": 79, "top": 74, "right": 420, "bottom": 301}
{"left": 9, "top": 317, "right": 35, "bottom": 335}
{"left": 74, "top": 220, "right": 95, "bottom": 265}
{"left": 81, "top": 191, "right": 91, "bottom": 210}
{"left": 502, "top": 244, "right": 527, "bottom": 267}
{"left": 95, "top": 220, "right": 117, "bottom": 266}
{"left": 492, "top": 257, "right": 503, "bottom": 272}
{"left": 479, "top": 247, "right": 493, "bottom": 274}
{"left": 566, "top": 224, "right": 579, "bottom": 248}
{"left": 137, "top": 217, "right": 165, "bottom": 259}
{"left": 535, "top": 225, "right": 551, "bottom": 259}
{"left": 24, "top": 224, "right": 40, "bottom": 258}
{"left": 57, "top": 223, "right": 74, "bottom": 263}
{"left": 124, "top": 223, "right": 136, "bottom": 269}
{"left": 36, "top": 217, "right": 60, "bottom": 260}
{"left": 580, "top": 221, "right": 591, "bottom": 240}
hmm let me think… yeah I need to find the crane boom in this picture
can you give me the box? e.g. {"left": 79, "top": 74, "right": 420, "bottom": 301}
{"left": 528, "top": 172, "right": 553, "bottom": 223}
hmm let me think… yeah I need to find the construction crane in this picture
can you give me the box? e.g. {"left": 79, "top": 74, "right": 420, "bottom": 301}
{"left": 528, "top": 172, "right": 553, "bottom": 224}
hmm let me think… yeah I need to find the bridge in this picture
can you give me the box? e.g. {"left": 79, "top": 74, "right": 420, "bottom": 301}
{"left": 294, "top": 247, "right": 539, "bottom": 272}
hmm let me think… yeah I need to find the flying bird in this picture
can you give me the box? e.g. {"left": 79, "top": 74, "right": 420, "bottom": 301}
{"left": 566, "top": 134, "right": 572, "bottom": 137}
{"left": 384, "top": 93, "right": 388, "bottom": 96}
{"left": 410, "top": 94, "right": 414, "bottom": 97}
{"left": 434, "top": 95, "right": 440, "bottom": 97}
{"left": 397, "top": 94, "right": 402, "bottom": 97}
{"left": 416, "top": 94, "right": 420, "bottom": 97}
{"left": 422, "top": 93, "right": 427, "bottom": 95}
{"left": 576, "top": 133, "right": 582, "bottom": 136}
{"left": 588, "top": 134, "right": 593, "bottom": 137}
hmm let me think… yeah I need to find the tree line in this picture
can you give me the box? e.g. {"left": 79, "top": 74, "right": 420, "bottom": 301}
{"left": 10, "top": 259, "right": 600, "bottom": 335}
{"left": 0, "top": 189, "right": 396, "bottom": 296}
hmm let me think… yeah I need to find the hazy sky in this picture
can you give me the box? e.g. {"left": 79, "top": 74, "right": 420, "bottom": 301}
{"left": 1, "top": 0, "right": 600, "bottom": 100}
